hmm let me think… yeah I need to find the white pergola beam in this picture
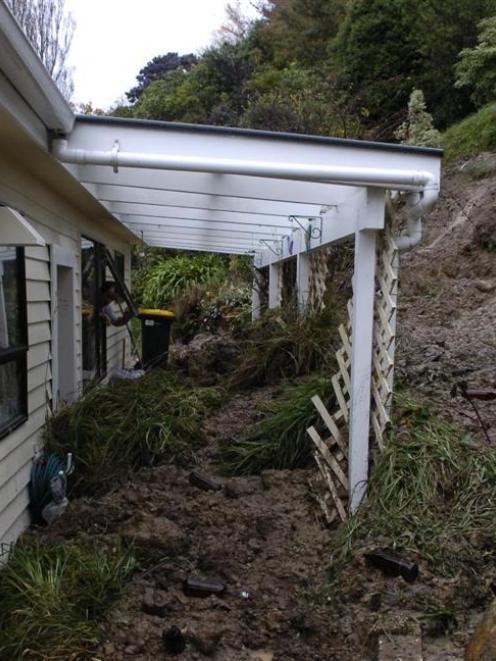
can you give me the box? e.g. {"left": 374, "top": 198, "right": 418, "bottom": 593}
{"left": 145, "top": 241, "right": 248, "bottom": 255}
{"left": 110, "top": 203, "right": 295, "bottom": 230}
{"left": 93, "top": 184, "right": 323, "bottom": 218}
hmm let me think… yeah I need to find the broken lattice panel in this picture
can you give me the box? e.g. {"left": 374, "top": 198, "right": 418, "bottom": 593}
{"left": 307, "top": 220, "right": 399, "bottom": 520}
{"left": 307, "top": 301, "right": 352, "bottom": 522}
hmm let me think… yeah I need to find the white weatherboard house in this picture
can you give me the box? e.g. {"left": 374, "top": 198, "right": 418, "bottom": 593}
{"left": 0, "top": 3, "right": 442, "bottom": 548}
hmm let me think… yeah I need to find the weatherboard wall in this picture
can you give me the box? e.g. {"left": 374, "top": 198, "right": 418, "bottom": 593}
{"left": 0, "top": 151, "right": 132, "bottom": 550}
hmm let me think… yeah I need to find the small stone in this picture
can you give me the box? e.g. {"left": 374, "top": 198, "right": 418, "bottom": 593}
{"left": 141, "top": 587, "right": 167, "bottom": 617}
{"left": 475, "top": 279, "right": 496, "bottom": 293}
{"left": 103, "top": 642, "right": 116, "bottom": 656}
{"left": 163, "top": 625, "right": 186, "bottom": 655}
{"left": 224, "top": 476, "right": 263, "bottom": 498}
{"left": 466, "top": 598, "right": 496, "bottom": 660}
{"left": 190, "top": 628, "right": 223, "bottom": 656}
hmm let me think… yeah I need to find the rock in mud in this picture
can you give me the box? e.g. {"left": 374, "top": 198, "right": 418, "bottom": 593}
{"left": 224, "top": 476, "right": 263, "bottom": 498}
{"left": 189, "top": 470, "right": 222, "bottom": 492}
{"left": 121, "top": 513, "right": 188, "bottom": 555}
{"left": 465, "top": 598, "right": 496, "bottom": 660}
{"left": 162, "top": 625, "right": 186, "bottom": 655}
{"left": 183, "top": 576, "right": 226, "bottom": 598}
{"left": 189, "top": 625, "right": 224, "bottom": 656}
{"left": 141, "top": 587, "right": 168, "bottom": 617}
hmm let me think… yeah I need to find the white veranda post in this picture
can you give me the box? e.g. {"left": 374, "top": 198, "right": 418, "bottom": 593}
{"left": 296, "top": 252, "right": 311, "bottom": 312}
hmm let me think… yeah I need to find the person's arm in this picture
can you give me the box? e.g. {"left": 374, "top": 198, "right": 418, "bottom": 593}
{"left": 100, "top": 303, "right": 131, "bottom": 327}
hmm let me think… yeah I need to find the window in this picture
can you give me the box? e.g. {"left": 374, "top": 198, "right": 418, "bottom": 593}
{"left": 81, "top": 237, "right": 106, "bottom": 383}
{"left": 0, "top": 247, "right": 27, "bottom": 437}
{"left": 114, "top": 251, "right": 125, "bottom": 282}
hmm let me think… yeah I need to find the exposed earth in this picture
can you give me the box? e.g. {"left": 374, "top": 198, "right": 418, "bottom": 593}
{"left": 42, "top": 156, "right": 496, "bottom": 660}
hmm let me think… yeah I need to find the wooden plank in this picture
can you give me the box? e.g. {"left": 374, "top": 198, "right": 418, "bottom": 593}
{"left": 314, "top": 453, "right": 347, "bottom": 522}
{"left": 27, "top": 301, "right": 51, "bottom": 323}
{"left": 307, "top": 426, "right": 348, "bottom": 490}
{"left": 25, "top": 258, "right": 50, "bottom": 281}
{"left": 311, "top": 395, "right": 346, "bottom": 452}
{"left": 0, "top": 450, "right": 33, "bottom": 510}
{"left": 0, "top": 488, "right": 30, "bottom": 550}
{"left": 28, "top": 362, "right": 52, "bottom": 394}
{"left": 27, "top": 342, "right": 50, "bottom": 370}
{"left": 26, "top": 279, "right": 50, "bottom": 303}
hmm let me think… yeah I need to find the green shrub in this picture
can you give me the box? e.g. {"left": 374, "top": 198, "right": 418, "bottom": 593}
{"left": 219, "top": 376, "right": 335, "bottom": 475}
{"left": 0, "top": 536, "right": 136, "bottom": 660}
{"left": 44, "top": 371, "right": 222, "bottom": 497}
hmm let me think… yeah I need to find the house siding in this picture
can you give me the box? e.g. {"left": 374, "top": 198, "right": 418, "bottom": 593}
{"left": 0, "top": 152, "right": 132, "bottom": 549}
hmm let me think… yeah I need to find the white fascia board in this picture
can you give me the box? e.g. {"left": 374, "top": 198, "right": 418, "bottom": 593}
{"left": 68, "top": 118, "right": 441, "bottom": 192}
{"left": 91, "top": 184, "right": 323, "bottom": 219}
{"left": 0, "top": 3, "right": 74, "bottom": 133}
{"left": 0, "top": 71, "right": 47, "bottom": 147}
{"left": 141, "top": 234, "right": 253, "bottom": 251}
{"left": 122, "top": 219, "right": 289, "bottom": 239}
{"left": 108, "top": 202, "right": 295, "bottom": 230}
{"left": 71, "top": 164, "right": 355, "bottom": 206}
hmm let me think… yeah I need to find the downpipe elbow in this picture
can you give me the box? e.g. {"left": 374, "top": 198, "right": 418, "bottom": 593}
{"left": 396, "top": 180, "right": 439, "bottom": 251}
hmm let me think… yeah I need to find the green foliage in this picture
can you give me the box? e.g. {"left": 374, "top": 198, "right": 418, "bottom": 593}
{"left": 441, "top": 102, "right": 496, "bottom": 161}
{"left": 137, "top": 253, "right": 227, "bottom": 309}
{"left": 126, "top": 52, "right": 197, "bottom": 103}
{"left": 44, "top": 371, "right": 222, "bottom": 496}
{"left": 395, "top": 89, "right": 441, "bottom": 147}
{"left": 219, "top": 376, "right": 335, "bottom": 475}
{"left": 333, "top": 394, "right": 496, "bottom": 576}
{"left": 228, "top": 306, "right": 342, "bottom": 389}
{"left": 455, "top": 16, "right": 496, "bottom": 107}
{"left": 0, "top": 536, "right": 136, "bottom": 660}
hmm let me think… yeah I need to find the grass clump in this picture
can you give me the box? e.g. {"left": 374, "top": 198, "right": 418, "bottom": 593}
{"left": 333, "top": 394, "right": 496, "bottom": 577}
{"left": 219, "top": 376, "right": 335, "bottom": 475}
{"left": 441, "top": 102, "right": 496, "bottom": 162}
{"left": 0, "top": 536, "right": 136, "bottom": 660}
{"left": 44, "top": 370, "right": 222, "bottom": 496}
{"left": 228, "top": 307, "right": 341, "bottom": 390}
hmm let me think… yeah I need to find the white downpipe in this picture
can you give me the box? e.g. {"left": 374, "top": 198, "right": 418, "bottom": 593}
{"left": 396, "top": 177, "right": 439, "bottom": 250}
{"left": 53, "top": 139, "right": 437, "bottom": 192}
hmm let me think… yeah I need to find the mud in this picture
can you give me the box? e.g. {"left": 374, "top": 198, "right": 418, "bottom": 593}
{"left": 397, "top": 155, "right": 496, "bottom": 442}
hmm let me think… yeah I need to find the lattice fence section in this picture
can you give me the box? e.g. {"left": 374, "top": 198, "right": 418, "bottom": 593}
{"left": 308, "top": 246, "right": 332, "bottom": 311}
{"left": 307, "top": 300, "right": 352, "bottom": 522}
{"left": 307, "top": 221, "right": 399, "bottom": 521}
{"left": 371, "top": 226, "right": 399, "bottom": 449}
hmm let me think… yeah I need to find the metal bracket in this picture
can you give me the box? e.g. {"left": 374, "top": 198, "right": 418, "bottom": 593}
{"left": 259, "top": 238, "right": 283, "bottom": 257}
{"left": 289, "top": 215, "right": 322, "bottom": 251}
{"left": 111, "top": 140, "right": 120, "bottom": 173}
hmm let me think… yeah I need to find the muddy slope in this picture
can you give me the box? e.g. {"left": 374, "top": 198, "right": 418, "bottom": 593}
{"left": 397, "top": 155, "right": 496, "bottom": 439}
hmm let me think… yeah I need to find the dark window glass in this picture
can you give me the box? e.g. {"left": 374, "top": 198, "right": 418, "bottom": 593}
{"left": 81, "top": 237, "right": 106, "bottom": 385}
{"left": 0, "top": 247, "right": 27, "bottom": 437}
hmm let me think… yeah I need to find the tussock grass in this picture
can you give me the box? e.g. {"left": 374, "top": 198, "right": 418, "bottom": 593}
{"left": 333, "top": 394, "right": 496, "bottom": 576}
{"left": 442, "top": 102, "right": 496, "bottom": 162}
{"left": 0, "top": 536, "right": 137, "bottom": 660}
{"left": 219, "top": 376, "right": 335, "bottom": 475}
{"left": 228, "top": 308, "right": 341, "bottom": 390}
{"left": 44, "top": 371, "right": 222, "bottom": 497}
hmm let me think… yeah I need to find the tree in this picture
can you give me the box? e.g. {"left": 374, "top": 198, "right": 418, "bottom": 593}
{"left": 126, "top": 53, "right": 197, "bottom": 103}
{"left": 394, "top": 89, "right": 441, "bottom": 147}
{"left": 455, "top": 16, "right": 496, "bottom": 107}
{"left": 6, "top": 0, "right": 75, "bottom": 99}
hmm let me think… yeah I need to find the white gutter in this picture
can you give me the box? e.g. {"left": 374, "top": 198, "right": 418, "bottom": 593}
{"left": 52, "top": 139, "right": 438, "bottom": 192}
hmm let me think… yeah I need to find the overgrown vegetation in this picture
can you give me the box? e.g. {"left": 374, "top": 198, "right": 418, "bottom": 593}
{"left": 44, "top": 371, "right": 222, "bottom": 496}
{"left": 441, "top": 102, "right": 496, "bottom": 162}
{"left": 0, "top": 536, "right": 137, "bottom": 660}
{"left": 332, "top": 394, "right": 496, "bottom": 577}
{"left": 220, "top": 376, "right": 335, "bottom": 475}
{"left": 228, "top": 306, "right": 342, "bottom": 390}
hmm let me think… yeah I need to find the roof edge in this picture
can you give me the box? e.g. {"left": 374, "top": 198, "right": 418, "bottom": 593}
{"left": 0, "top": 2, "right": 74, "bottom": 133}
{"left": 75, "top": 114, "right": 444, "bottom": 158}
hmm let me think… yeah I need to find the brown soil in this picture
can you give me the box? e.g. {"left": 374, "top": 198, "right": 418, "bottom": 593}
{"left": 43, "top": 158, "right": 496, "bottom": 660}
{"left": 397, "top": 154, "right": 496, "bottom": 442}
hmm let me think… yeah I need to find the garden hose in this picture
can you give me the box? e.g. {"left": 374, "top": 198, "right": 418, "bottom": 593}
{"left": 29, "top": 453, "right": 73, "bottom": 523}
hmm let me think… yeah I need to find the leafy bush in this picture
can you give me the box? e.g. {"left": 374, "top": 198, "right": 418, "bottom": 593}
{"left": 135, "top": 253, "right": 228, "bottom": 309}
{"left": 219, "top": 376, "right": 335, "bottom": 475}
{"left": 0, "top": 536, "right": 136, "bottom": 660}
{"left": 44, "top": 371, "right": 222, "bottom": 496}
